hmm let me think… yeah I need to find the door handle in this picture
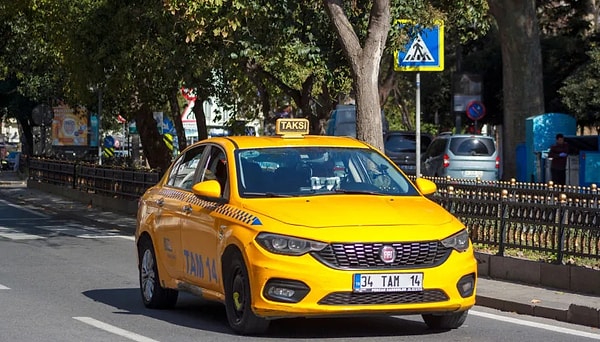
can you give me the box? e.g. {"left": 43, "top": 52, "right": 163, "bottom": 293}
{"left": 182, "top": 204, "right": 193, "bottom": 213}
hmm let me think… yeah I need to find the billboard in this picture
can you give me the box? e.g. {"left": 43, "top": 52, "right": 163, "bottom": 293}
{"left": 51, "top": 104, "right": 89, "bottom": 146}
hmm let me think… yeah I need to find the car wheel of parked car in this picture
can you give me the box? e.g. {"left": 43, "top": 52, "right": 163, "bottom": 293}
{"left": 224, "top": 253, "right": 270, "bottom": 335}
{"left": 422, "top": 310, "right": 468, "bottom": 329}
{"left": 138, "top": 236, "right": 178, "bottom": 309}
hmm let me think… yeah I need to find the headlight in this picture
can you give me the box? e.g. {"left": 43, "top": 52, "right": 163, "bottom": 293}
{"left": 255, "top": 233, "right": 327, "bottom": 256}
{"left": 441, "top": 229, "right": 470, "bottom": 252}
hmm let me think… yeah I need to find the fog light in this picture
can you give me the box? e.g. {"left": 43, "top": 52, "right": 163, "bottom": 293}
{"left": 457, "top": 273, "right": 476, "bottom": 298}
{"left": 268, "top": 286, "right": 295, "bottom": 298}
{"left": 263, "top": 279, "right": 310, "bottom": 303}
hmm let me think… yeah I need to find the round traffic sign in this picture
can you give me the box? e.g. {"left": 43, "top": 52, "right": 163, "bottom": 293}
{"left": 466, "top": 100, "right": 486, "bottom": 121}
{"left": 103, "top": 135, "right": 115, "bottom": 148}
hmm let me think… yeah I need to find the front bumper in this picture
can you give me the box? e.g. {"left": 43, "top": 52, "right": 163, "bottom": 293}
{"left": 244, "top": 243, "right": 477, "bottom": 319}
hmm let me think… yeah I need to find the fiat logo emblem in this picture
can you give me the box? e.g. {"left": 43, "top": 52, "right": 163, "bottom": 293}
{"left": 380, "top": 245, "right": 396, "bottom": 263}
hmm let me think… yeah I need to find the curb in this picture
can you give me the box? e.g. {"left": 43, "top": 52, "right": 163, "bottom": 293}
{"left": 476, "top": 295, "right": 600, "bottom": 327}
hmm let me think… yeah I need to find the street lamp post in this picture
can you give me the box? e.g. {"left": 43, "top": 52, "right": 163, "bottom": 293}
{"left": 97, "top": 88, "right": 103, "bottom": 165}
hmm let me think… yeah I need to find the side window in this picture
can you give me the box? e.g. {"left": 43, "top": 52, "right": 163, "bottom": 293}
{"left": 166, "top": 145, "right": 206, "bottom": 190}
{"left": 199, "top": 146, "right": 229, "bottom": 198}
{"left": 426, "top": 139, "right": 445, "bottom": 157}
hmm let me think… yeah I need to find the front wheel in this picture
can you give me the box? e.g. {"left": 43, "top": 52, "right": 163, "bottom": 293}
{"left": 138, "top": 236, "right": 178, "bottom": 309}
{"left": 422, "top": 310, "right": 468, "bottom": 330}
{"left": 224, "top": 254, "right": 269, "bottom": 335}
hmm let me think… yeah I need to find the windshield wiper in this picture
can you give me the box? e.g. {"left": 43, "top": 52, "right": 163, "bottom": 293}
{"left": 333, "top": 189, "right": 384, "bottom": 195}
{"left": 242, "top": 192, "right": 294, "bottom": 198}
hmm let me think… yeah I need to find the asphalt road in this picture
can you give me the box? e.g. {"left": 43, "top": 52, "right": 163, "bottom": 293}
{"left": 2, "top": 198, "right": 600, "bottom": 341}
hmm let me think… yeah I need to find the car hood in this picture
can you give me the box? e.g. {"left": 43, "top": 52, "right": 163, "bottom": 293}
{"left": 241, "top": 195, "right": 455, "bottom": 228}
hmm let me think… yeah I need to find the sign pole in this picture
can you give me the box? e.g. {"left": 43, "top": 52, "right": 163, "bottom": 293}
{"left": 416, "top": 72, "right": 421, "bottom": 177}
{"left": 395, "top": 20, "right": 444, "bottom": 178}
{"left": 97, "top": 88, "right": 103, "bottom": 166}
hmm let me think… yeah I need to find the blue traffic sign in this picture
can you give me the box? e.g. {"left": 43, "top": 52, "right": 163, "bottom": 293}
{"left": 395, "top": 20, "right": 444, "bottom": 71}
{"left": 103, "top": 135, "right": 115, "bottom": 148}
{"left": 162, "top": 117, "right": 176, "bottom": 135}
{"left": 466, "top": 100, "right": 486, "bottom": 121}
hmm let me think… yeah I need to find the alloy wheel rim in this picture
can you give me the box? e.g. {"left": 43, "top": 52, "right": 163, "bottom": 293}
{"left": 231, "top": 268, "right": 245, "bottom": 321}
{"left": 141, "top": 249, "right": 155, "bottom": 301}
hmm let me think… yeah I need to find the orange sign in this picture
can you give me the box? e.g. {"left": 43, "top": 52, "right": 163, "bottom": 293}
{"left": 51, "top": 105, "right": 89, "bottom": 146}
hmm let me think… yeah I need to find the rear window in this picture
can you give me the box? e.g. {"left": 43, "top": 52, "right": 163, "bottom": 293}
{"left": 449, "top": 137, "right": 496, "bottom": 156}
{"left": 385, "top": 134, "right": 432, "bottom": 152}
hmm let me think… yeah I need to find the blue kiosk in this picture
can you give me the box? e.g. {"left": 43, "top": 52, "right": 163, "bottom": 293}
{"left": 522, "top": 113, "right": 600, "bottom": 186}
{"left": 523, "top": 113, "right": 576, "bottom": 183}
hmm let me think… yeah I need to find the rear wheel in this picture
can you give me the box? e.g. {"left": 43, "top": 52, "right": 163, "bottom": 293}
{"left": 224, "top": 254, "right": 269, "bottom": 335}
{"left": 422, "top": 310, "right": 468, "bottom": 330}
{"left": 138, "top": 236, "right": 178, "bottom": 309}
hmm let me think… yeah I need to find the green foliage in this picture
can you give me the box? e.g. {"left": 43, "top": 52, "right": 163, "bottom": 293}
{"left": 4, "top": 0, "right": 596, "bottom": 163}
{"left": 558, "top": 46, "right": 600, "bottom": 130}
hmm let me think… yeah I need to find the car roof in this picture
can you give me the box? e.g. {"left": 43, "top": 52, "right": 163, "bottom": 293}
{"left": 437, "top": 134, "right": 495, "bottom": 140}
{"left": 196, "top": 135, "right": 372, "bottom": 150}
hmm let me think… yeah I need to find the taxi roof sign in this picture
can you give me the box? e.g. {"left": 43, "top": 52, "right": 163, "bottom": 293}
{"left": 275, "top": 118, "right": 309, "bottom": 137}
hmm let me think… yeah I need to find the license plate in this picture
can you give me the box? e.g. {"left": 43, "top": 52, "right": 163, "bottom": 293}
{"left": 463, "top": 170, "right": 483, "bottom": 177}
{"left": 353, "top": 273, "right": 423, "bottom": 293}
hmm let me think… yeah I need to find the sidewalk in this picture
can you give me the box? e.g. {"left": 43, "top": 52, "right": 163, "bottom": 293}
{"left": 1, "top": 170, "right": 600, "bottom": 328}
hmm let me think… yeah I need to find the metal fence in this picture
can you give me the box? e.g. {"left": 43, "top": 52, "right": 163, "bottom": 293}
{"left": 425, "top": 176, "right": 600, "bottom": 264}
{"left": 28, "top": 158, "right": 161, "bottom": 201}
{"left": 28, "top": 158, "right": 600, "bottom": 264}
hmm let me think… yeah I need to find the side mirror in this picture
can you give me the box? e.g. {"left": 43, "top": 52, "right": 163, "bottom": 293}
{"left": 192, "top": 179, "right": 221, "bottom": 198}
{"left": 415, "top": 178, "right": 437, "bottom": 195}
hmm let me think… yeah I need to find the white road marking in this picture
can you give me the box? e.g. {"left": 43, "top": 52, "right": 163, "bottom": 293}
{"left": 0, "top": 222, "right": 134, "bottom": 241}
{"left": 78, "top": 234, "right": 135, "bottom": 241}
{"left": 0, "top": 284, "right": 10, "bottom": 290}
{"left": 73, "top": 317, "right": 159, "bottom": 342}
{"left": 0, "top": 227, "right": 45, "bottom": 240}
{"left": 0, "top": 199, "right": 50, "bottom": 218}
{"left": 471, "top": 309, "right": 600, "bottom": 340}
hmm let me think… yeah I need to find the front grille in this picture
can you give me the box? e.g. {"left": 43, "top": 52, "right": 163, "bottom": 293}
{"left": 318, "top": 289, "right": 449, "bottom": 305}
{"left": 311, "top": 242, "right": 450, "bottom": 270}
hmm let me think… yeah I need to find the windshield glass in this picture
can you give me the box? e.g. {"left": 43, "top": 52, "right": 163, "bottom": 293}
{"left": 235, "top": 147, "right": 419, "bottom": 197}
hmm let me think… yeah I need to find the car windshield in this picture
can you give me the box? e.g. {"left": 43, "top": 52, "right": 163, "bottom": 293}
{"left": 235, "top": 147, "right": 419, "bottom": 198}
{"left": 385, "top": 134, "right": 432, "bottom": 153}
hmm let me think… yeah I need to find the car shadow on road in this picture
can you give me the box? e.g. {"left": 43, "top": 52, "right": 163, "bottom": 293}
{"left": 83, "top": 288, "right": 450, "bottom": 338}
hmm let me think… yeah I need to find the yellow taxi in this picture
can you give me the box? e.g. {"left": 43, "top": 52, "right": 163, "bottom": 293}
{"left": 135, "top": 118, "right": 477, "bottom": 335}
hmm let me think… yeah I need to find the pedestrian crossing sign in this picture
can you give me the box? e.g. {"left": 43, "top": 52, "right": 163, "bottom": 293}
{"left": 395, "top": 20, "right": 444, "bottom": 71}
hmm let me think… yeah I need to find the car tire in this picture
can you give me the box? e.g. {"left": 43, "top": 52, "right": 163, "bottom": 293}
{"left": 422, "top": 310, "right": 468, "bottom": 330}
{"left": 224, "top": 253, "right": 270, "bottom": 335}
{"left": 138, "top": 236, "right": 178, "bottom": 309}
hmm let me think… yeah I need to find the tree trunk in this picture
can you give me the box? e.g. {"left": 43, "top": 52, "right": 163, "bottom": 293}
{"left": 17, "top": 117, "right": 34, "bottom": 157}
{"left": 324, "top": 0, "right": 390, "bottom": 151}
{"left": 134, "top": 105, "right": 172, "bottom": 173}
{"left": 168, "top": 90, "right": 187, "bottom": 152}
{"left": 193, "top": 97, "right": 208, "bottom": 141}
{"left": 488, "top": 0, "right": 545, "bottom": 180}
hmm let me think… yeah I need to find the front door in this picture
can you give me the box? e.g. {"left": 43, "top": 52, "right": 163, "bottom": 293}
{"left": 181, "top": 145, "right": 229, "bottom": 294}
